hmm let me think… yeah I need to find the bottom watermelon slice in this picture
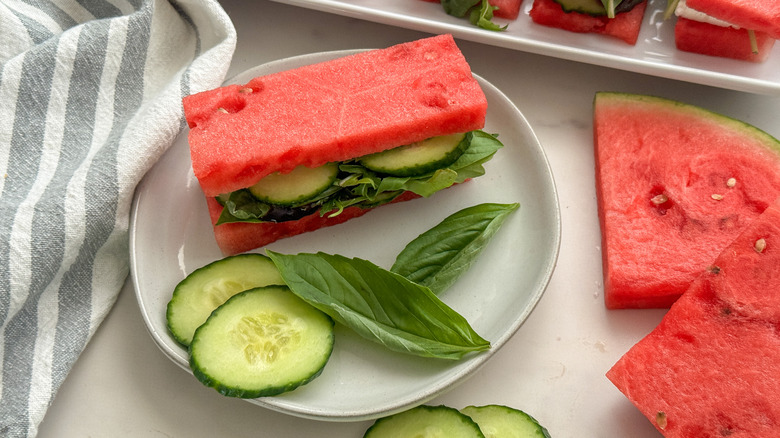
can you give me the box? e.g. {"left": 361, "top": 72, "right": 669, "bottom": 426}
{"left": 606, "top": 197, "right": 780, "bottom": 437}
{"left": 529, "top": 0, "right": 647, "bottom": 45}
{"left": 675, "top": 17, "right": 776, "bottom": 63}
{"left": 207, "top": 192, "right": 420, "bottom": 255}
{"left": 594, "top": 92, "right": 780, "bottom": 309}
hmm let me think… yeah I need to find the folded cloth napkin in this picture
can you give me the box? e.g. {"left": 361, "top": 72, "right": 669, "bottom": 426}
{"left": 0, "top": 0, "right": 236, "bottom": 436}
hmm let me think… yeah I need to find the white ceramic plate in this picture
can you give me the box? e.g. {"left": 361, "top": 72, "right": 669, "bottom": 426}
{"left": 130, "top": 50, "right": 561, "bottom": 422}
{"left": 270, "top": 0, "right": 780, "bottom": 96}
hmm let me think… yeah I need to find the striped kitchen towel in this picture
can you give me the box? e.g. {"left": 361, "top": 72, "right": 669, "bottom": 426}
{"left": 0, "top": 0, "right": 236, "bottom": 436}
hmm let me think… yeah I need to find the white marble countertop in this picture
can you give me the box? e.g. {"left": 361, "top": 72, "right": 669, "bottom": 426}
{"left": 37, "top": 1, "right": 780, "bottom": 437}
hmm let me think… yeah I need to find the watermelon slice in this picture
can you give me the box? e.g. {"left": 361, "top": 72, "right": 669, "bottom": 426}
{"left": 529, "top": 0, "right": 647, "bottom": 45}
{"left": 606, "top": 197, "right": 780, "bottom": 437}
{"left": 675, "top": 17, "right": 776, "bottom": 63}
{"left": 594, "top": 92, "right": 780, "bottom": 309}
{"left": 686, "top": 0, "right": 780, "bottom": 39}
{"left": 183, "top": 34, "right": 487, "bottom": 198}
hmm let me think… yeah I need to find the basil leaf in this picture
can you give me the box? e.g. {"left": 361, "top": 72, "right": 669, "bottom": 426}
{"left": 441, "top": 0, "right": 506, "bottom": 31}
{"left": 266, "top": 251, "right": 491, "bottom": 360}
{"left": 392, "top": 203, "right": 519, "bottom": 295}
{"left": 441, "top": 0, "right": 481, "bottom": 17}
{"left": 470, "top": 0, "right": 507, "bottom": 31}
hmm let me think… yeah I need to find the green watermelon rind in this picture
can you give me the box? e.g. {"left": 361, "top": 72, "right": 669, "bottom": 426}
{"left": 594, "top": 92, "right": 780, "bottom": 154}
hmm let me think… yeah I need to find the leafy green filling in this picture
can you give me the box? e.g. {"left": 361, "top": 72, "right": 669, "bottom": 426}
{"left": 441, "top": 0, "right": 507, "bottom": 31}
{"left": 216, "top": 130, "right": 503, "bottom": 225}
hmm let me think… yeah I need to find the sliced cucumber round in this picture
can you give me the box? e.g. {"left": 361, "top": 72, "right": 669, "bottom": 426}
{"left": 189, "top": 285, "right": 334, "bottom": 398}
{"left": 248, "top": 163, "right": 339, "bottom": 206}
{"left": 552, "top": 0, "right": 607, "bottom": 15}
{"left": 552, "top": 0, "right": 643, "bottom": 16}
{"left": 359, "top": 133, "right": 469, "bottom": 177}
{"left": 364, "top": 405, "right": 485, "bottom": 438}
{"left": 461, "top": 405, "right": 552, "bottom": 438}
{"left": 166, "top": 254, "right": 285, "bottom": 347}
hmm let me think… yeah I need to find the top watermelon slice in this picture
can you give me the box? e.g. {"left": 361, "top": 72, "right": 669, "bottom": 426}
{"left": 182, "top": 34, "right": 487, "bottom": 197}
{"left": 594, "top": 92, "right": 780, "bottom": 309}
{"left": 686, "top": 0, "right": 780, "bottom": 39}
{"left": 606, "top": 196, "right": 780, "bottom": 437}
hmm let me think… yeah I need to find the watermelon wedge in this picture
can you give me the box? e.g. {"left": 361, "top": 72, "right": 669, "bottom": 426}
{"left": 594, "top": 92, "right": 780, "bottom": 309}
{"left": 675, "top": 17, "right": 776, "bottom": 63}
{"left": 686, "top": 0, "right": 780, "bottom": 39}
{"left": 606, "top": 197, "right": 780, "bottom": 437}
{"left": 529, "top": 0, "right": 647, "bottom": 45}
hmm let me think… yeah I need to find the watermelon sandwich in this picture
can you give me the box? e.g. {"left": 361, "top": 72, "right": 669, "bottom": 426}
{"left": 607, "top": 196, "right": 780, "bottom": 437}
{"left": 182, "top": 34, "right": 503, "bottom": 255}
{"left": 529, "top": 0, "right": 648, "bottom": 45}
{"left": 593, "top": 92, "right": 780, "bottom": 309}
{"left": 667, "top": 0, "right": 777, "bottom": 62}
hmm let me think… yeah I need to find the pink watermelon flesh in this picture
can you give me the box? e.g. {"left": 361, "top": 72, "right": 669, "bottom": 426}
{"left": 594, "top": 92, "right": 780, "bottom": 309}
{"left": 529, "top": 0, "right": 647, "bottom": 45}
{"left": 606, "top": 197, "right": 780, "bottom": 437}
{"left": 686, "top": 0, "right": 780, "bottom": 39}
{"left": 182, "top": 34, "right": 487, "bottom": 197}
{"left": 675, "top": 17, "right": 776, "bottom": 63}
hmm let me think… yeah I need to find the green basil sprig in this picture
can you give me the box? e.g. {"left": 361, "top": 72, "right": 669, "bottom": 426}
{"left": 391, "top": 203, "right": 519, "bottom": 295}
{"left": 441, "top": 0, "right": 507, "bottom": 31}
{"left": 267, "top": 251, "right": 491, "bottom": 360}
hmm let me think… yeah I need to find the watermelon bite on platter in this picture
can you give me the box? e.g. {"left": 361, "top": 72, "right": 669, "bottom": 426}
{"left": 669, "top": 0, "right": 778, "bottom": 62}
{"left": 674, "top": 17, "right": 776, "bottom": 63}
{"left": 607, "top": 197, "right": 780, "bottom": 437}
{"left": 593, "top": 92, "right": 780, "bottom": 309}
{"left": 529, "top": 0, "right": 648, "bottom": 45}
{"left": 421, "top": 0, "right": 523, "bottom": 20}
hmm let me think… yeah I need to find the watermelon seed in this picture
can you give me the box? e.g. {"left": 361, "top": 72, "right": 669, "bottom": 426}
{"left": 726, "top": 177, "right": 736, "bottom": 188}
{"left": 239, "top": 88, "right": 253, "bottom": 94}
{"left": 651, "top": 194, "right": 668, "bottom": 205}
{"left": 217, "top": 108, "right": 228, "bottom": 114}
{"left": 708, "top": 265, "right": 721, "bottom": 274}
{"left": 711, "top": 194, "right": 724, "bottom": 201}
{"left": 754, "top": 238, "right": 767, "bottom": 253}
{"left": 655, "top": 411, "right": 667, "bottom": 430}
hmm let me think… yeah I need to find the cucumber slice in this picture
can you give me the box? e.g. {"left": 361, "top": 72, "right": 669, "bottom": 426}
{"left": 166, "top": 254, "right": 285, "bottom": 347}
{"left": 552, "top": 0, "right": 607, "bottom": 15}
{"left": 189, "top": 285, "right": 334, "bottom": 398}
{"left": 359, "top": 132, "right": 469, "bottom": 177}
{"left": 248, "top": 163, "right": 339, "bottom": 206}
{"left": 552, "top": 0, "right": 644, "bottom": 16}
{"left": 461, "top": 405, "right": 552, "bottom": 438}
{"left": 364, "top": 405, "right": 485, "bottom": 438}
